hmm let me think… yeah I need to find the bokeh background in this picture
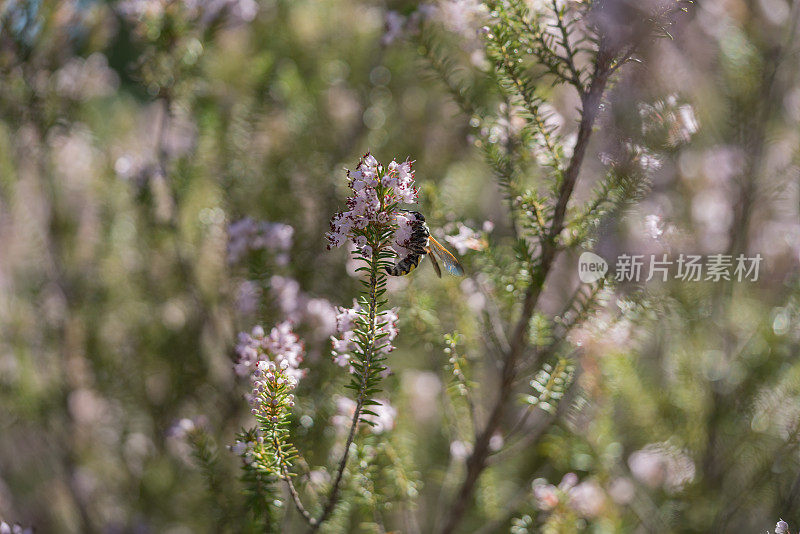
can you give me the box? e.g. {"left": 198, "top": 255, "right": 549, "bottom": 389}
{"left": 2, "top": 0, "right": 800, "bottom": 532}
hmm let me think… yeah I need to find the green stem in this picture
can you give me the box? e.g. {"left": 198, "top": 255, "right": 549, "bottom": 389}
{"left": 309, "top": 243, "right": 381, "bottom": 532}
{"left": 273, "top": 434, "right": 315, "bottom": 526}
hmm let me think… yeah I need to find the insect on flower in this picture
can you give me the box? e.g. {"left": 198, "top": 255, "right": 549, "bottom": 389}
{"left": 386, "top": 210, "right": 465, "bottom": 278}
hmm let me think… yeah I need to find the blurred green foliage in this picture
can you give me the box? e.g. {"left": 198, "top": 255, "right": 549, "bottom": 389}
{"left": 1, "top": 0, "right": 800, "bottom": 532}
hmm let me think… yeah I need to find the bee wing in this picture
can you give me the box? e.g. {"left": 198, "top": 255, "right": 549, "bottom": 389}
{"left": 427, "top": 236, "right": 465, "bottom": 276}
{"left": 426, "top": 249, "right": 442, "bottom": 278}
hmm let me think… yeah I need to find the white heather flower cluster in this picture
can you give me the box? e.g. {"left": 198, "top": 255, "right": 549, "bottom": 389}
{"left": 229, "top": 433, "right": 264, "bottom": 465}
{"left": 532, "top": 473, "right": 606, "bottom": 518}
{"left": 644, "top": 214, "right": 665, "bottom": 239}
{"left": 326, "top": 152, "right": 417, "bottom": 254}
{"left": 227, "top": 217, "right": 293, "bottom": 264}
{"left": 117, "top": 0, "right": 167, "bottom": 19}
{"left": 167, "top": 417, "right": 206, "bottom": 440}
{"left": 627, "top": 442, "right": 696, "bottom": 493}
{"left": 433, "top": 0, "right": 488, "bottom": 45}
{"left": 444, "top": 222, "right": 490, "bottom": 255}
{"left": 330, "top": 301, "right": 399, "bottom": 370}
{"left": 639, "top": 94, "right": 699, "bottom": 146}
{"left": 234, "top": 322, "right": 305, "bottom": 381}
{"left": 55, "top": 53, "right": 119, "bottom": 101}
{"left": 599, "top": 142, "right": 663, "bottom": 174}
{"left": 635, "top": 146, "right": 663, "bottom": 173}
{"left": 269, "top": 275, "right": 337, "bottom": 339}
{"left": 0, "top": 522, "right": 32, "bottom": 534}
{"left": 118, "top": 0, "right": 257, "bottom": 25}
{"left": 235, "top": 279, "right": 261, "bottom": 315}
{"left": 185, "top": 0, "right": 258, "bottom": 24}
{"left": 332, "top": 395, "right": 396, "bottom": 434}
{"left": 381, "top": 8, "right": 433, "bottom": 46}
{"left": 249, "top": 360, "right": 297, "bottom": 419}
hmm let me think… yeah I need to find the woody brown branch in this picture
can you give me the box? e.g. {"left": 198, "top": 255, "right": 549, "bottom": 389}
{"left": 438, "top": 46, "right": 613, "bottom": 534}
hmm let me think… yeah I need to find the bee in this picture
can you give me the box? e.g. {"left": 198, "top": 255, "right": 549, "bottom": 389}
{"left": 386, "top": 211, "right": 465, "bottom": 278}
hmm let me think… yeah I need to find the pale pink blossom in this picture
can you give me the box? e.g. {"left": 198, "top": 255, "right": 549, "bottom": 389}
{"left": 332, "top": 395, "right": 396, "bottom": 434}
{"left": 533, "top": 480, "right": 560, "bottom": 510}
{"left": 459, "top": 278, "right": 486, "bottom": 312}
{"left": 628, "top": 442, "right": 695, "bottom": 492}
{"left": 269, "top": 275, "right": 303, "bottom": 320}
{"left": 227, "top": 218, "right": 293, "bottom": 264}
{"left": 445, "top": 223, "right": 487, "bottom": 255}
{"left": 401, "top": 371, "right": 442, "bottom": 422}
{"left": 235, "top": 279, "right": 261, "bottom": 315}
{"left": 248, "top": 360, "right": 298, "bottom": 418}
{"left": 392, "top": 210, "right": 417, "bottom": 259}
{"left": 0, "top": 522, "right": 33, "bottom": 534}
{"left": 330, "top": 301, "right": 398, "bottom": 371}
{"left": 303, "top": 298, "right": 338, "bottom": 339}
{"left": 533, "top": 473, "right": 578, "bottom": 510}
{"left": 608, "top": 477, "right": 635, "bottom": 505}
{"left": 533, "top": 473, "right": 605, "bottom": 517}
{"left": 369, "top": 400, "right": 397, "bottom": 433}
{"left": 326, "top": 153, "right": 417, "bottom": 252}
{"left": 55, "top": 53, "right": 119, "bottom": 100}
{"left": 119, "top": 0, "right": 258, "bottom": 25}
{"left": 450, "top": 440, "right": 472, "bottom": 460}
{"left": 267, "top": 276, "right": 337, "bottom": 339}
{"left": 382, "top": 11, "right": 406, "bottom": 46}
{"left": 234, "top": 321, "right": 305, "bottom": 381}
{"left": 639, "top": 95, "right": 699, "bottom": 146}
{"left": 332, "top": 396, "right": 358, "bottom": 430}
{"left": 645, "top": 214, "right": 664, "bottom": 239}
{"left": 309, "top": 469, "right": 331, "bottom": 488}
{"left": 568, "top": 480, "right": 605, "bottom": 518}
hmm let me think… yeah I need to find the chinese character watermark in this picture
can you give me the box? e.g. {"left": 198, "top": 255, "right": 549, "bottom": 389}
{"left": 576, "top": 252, "right": 762, "bottom": 283}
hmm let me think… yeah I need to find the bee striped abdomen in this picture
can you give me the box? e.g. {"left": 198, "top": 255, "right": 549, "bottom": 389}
{"left": 387, "top": 253, "right": 423, "bottom": 276}
{"left": 386, "top": 210, "right": 430, "bottom": 277}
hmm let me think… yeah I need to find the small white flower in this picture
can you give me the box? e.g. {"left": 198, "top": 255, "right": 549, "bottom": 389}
{"left": 230, "top": 441, "right": 248, "bottom": 455}
{"left": 628, "top": 442, "right": 695, "bottom": 492}
{"left": 532, "top": 480, "right": 559, "bottom": 510}
{"left": 450, "top": 440, "right": 472, "bottom": 459}
{"left": 644, "top": 214, "right": 664, "bottom": 239}
{"left": 445, "top": 223, "right": 487, "bottom": 255}
{"left": 568, "top": 480, "right": 605, "bottom": 518}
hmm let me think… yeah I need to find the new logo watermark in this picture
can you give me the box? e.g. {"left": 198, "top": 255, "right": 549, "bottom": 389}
{"left": 577, "top": 252, "right": 762, "bottom": 283}
{"left": 578, "top": 251, "right": 609, "bottom": 283}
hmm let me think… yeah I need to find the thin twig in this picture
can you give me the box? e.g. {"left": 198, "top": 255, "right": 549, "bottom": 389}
{"left": 550, "top": 0, "right": 586, "bottom": 93}
{"left": 489, "top": 371, "right": 578, "bottom": 466}
{"left": 282, "top": 468, "right": 316, "bottom": 525}
{"left": 506, "top": 0, "right": 584, "bottom": 93}
{"left": 451, "top": 348, "right": 481, "bottom": 433}
{"left": 475, "top": 276, "right": 512, "bottom": 356}
{"left": 496, "top": 40, "right": 561, "bottom": 161}
{"left": 548, "top": 57, "right": 612, "bottom": 245}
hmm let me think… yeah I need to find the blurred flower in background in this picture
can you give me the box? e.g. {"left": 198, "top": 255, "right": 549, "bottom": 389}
{"left": 1, "top": 0, "right": 800, "bottom": 532}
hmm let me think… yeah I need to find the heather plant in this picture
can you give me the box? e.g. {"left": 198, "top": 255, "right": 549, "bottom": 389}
{"left": 220, "top": 155, "right": 416, "bottom": 530}
{"left": 3, "top": 0, "right": 800, "bottom": 533}
{"left": 413, "top": 1, "right": 693, "bottom": 531}
{"left": 211, "top": 0, "right": 697, "bottom": 530}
